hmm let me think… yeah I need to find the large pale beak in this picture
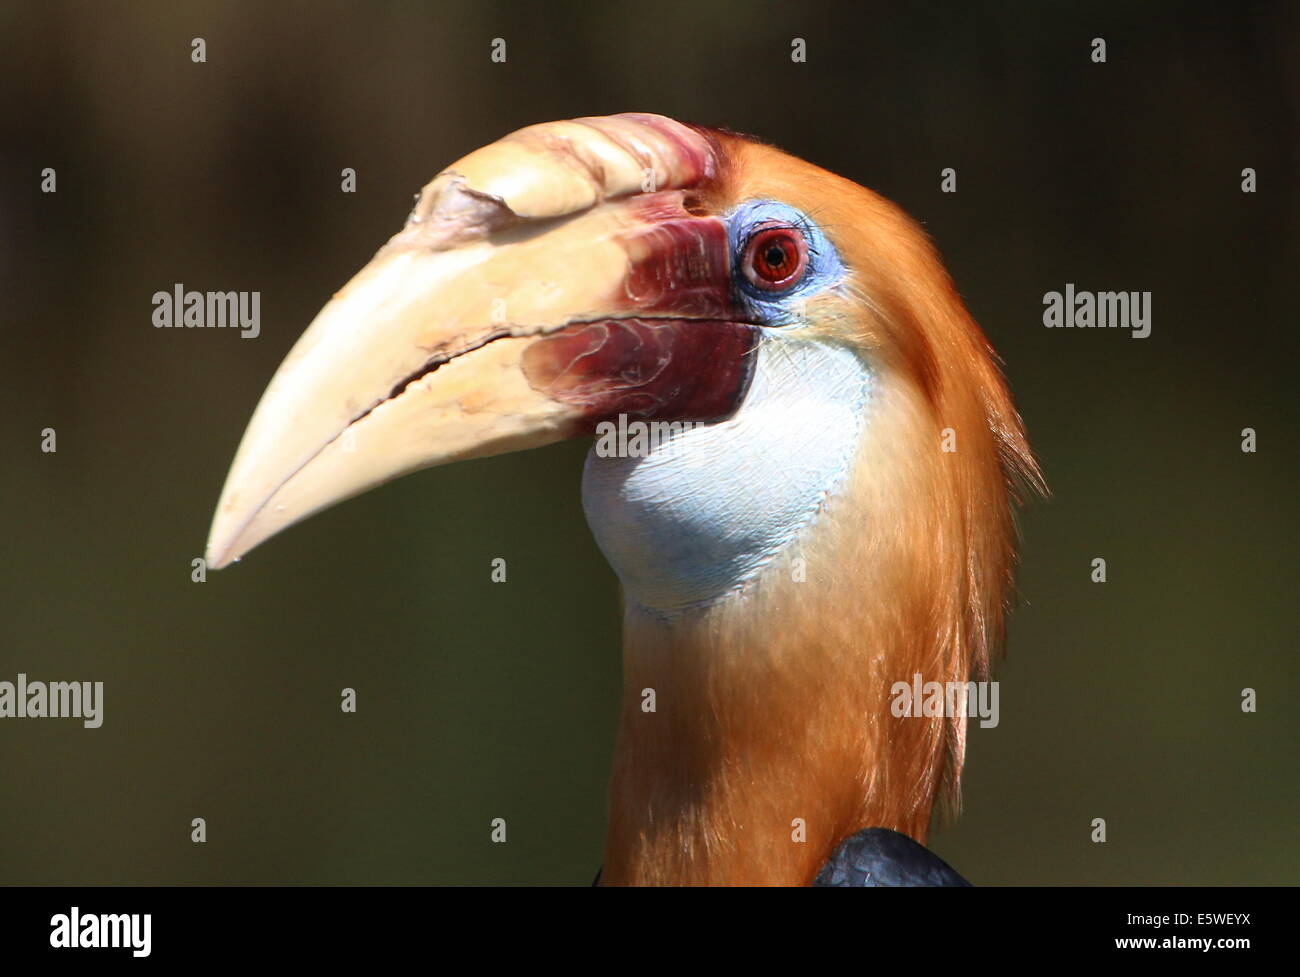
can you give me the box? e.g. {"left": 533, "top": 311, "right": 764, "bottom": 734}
{"left": 206, "top": 114, "right": 756, "bottom": 568}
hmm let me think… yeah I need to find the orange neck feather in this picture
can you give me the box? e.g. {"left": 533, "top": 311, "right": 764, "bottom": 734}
{"left": 600, "top": 372, "right": 1001, "bottom": 884}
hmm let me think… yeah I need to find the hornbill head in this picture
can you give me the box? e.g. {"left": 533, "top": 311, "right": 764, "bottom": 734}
{"left": 207, "top": 113, "right": 1041, "bottom": 885}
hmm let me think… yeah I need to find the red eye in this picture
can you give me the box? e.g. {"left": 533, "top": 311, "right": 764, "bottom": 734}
{"left": 742, "top": 225, "right": 808, "bottom": 290}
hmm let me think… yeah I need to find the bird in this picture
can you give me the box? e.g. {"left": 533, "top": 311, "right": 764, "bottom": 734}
{"left": 206, "top": 113, "right": 1043, "bottom": 886}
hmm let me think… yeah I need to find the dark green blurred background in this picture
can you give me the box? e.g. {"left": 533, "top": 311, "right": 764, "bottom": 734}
{"left": 2, "top": 1, "right": 1296, "bottom": 884}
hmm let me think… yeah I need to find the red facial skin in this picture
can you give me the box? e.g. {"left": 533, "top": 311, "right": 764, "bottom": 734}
{"left": 620, "top": 193, "right": 738, "bottom": 320}
{"left": 522, "top": 318, "right": 758, "bottom": 432}
{"left": 522, "top": 192, "right": 759, "bottom": 430}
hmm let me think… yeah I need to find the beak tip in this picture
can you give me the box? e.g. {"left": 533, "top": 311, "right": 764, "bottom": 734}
{"left": 204, "top": 538, "right": 234, "bottom": 571}
{"left": 205, "top": 507, "right": 248, "bottom": 570}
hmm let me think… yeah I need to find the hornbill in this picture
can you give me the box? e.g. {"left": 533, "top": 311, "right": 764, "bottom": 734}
{"left": 207, "top": 113, "right": 1042, "bottom": 886}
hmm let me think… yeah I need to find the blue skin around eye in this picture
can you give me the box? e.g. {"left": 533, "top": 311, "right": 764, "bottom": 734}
{"left": 724, "top": 200, "right": 848, "bottom": 325}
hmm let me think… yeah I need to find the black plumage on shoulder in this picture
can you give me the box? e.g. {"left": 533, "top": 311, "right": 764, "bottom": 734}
{"left": 813, "top": 828, "right": 971, "bottom": 887}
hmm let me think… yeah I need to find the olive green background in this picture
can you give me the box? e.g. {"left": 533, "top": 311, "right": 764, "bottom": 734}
{"left": 2, "top": 1, "right": 1296, "bottom": 884}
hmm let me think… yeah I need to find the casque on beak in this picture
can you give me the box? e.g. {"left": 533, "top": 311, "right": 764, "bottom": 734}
{"left": 206, "top": 114, "right": 757, "bottom": 568}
